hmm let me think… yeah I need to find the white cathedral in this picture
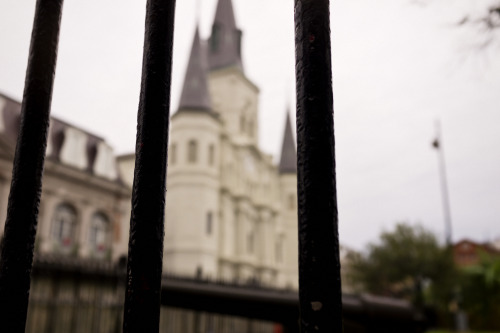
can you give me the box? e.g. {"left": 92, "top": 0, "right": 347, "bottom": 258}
{"left": 119, "top": 0, "right": 299, "bottom": 289}
{"left": 0, "top": 0, "right": 298, "bottom": 290}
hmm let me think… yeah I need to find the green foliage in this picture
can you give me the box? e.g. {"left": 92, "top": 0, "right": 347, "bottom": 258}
{"left": 346, "top": 223, "right": 500, "bottom": 330}
{"left": 460, "top": 254, "right": 500, "bottom": 330}
{"left": 346, "top": 223, "right": 456, "bottom": 309}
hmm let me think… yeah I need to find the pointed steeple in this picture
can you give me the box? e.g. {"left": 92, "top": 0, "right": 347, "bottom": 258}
{"left": 279, "top": 110, "right": 297, "bottom": 174}
{"left": 178, "top": 26, "right": 211, "bottom": 111}
{"left": 208, "top": 0, "right": 243, "bottom": 71}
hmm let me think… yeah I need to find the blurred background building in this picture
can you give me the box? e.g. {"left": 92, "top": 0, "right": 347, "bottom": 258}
{"left": 0, "top": 92, "right": 131, "bottom": 262}
{"left": 452, "top": 239, "right": 500, "bottom": 268}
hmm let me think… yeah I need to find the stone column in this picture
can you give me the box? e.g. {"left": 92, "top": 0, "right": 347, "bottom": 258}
{"left": 111, "top": 197, "right": 129, "bottom": 261}
{"left": 38, "top": 193, "right": 58, "bottom": 254}
{"left": 255, "top": 209, "right": 266, "bottom": 264}
{"left": 77, "top": 203, "right": 94, "bottom": 258}
{"left": 234, "top": 206, "right": 243, "bottom": 258}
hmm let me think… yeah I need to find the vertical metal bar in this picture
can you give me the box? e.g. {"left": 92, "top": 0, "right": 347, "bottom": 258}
{"left": 294, "top": 0, "right": 343, "bottom": 332}
{"left": 0, "top": 0, "right": 63, "bottom": 331}
{"left": 122, "top": 0, "right": 176, "bottom": 331}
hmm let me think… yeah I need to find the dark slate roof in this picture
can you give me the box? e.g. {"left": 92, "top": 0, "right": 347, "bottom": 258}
{"left": 0, "top": 92, "right": 123, "bottom": 183}
{"left": 178, "top": 26, "right": 212, "bottom": 111}
{"left": 208, "top": 0, "right": 243, "bottom": 71}
{"left": 279, "top": 111, "right": 297, "bottom": 174}
{"left": 213, "top": 0, "right": 236, "bottom": 29}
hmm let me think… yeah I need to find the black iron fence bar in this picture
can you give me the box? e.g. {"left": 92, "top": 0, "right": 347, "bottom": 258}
{"left": 0, "top": 0, "right": 64, "bottom": 331}
{"left": 122, "top": 0, "right": 176, "bottom": 332}
{"left": 294, "top": 0, "right": 343, "bottom": 332}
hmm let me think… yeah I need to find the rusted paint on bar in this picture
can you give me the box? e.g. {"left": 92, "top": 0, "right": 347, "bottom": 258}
{"left": 122, "top": 0, "right": 176, "bottom": 332}
{"left": 0, "top": 0, "right": 64, "bottom": 331}
{"left": 294, "top": 0, "right": 343, "bottom": 332}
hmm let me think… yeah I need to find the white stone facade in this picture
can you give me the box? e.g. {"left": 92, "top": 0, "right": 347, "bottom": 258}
{"left": 118, "top": 71, "right": 299, "bottom": 290}
{"left": 0, "top": 0, "right": 299, "bottom": 291}
{"left": 118, "top": 0, "right": 299, "bottom": 289}
{"left": 0, "top": 93, "right": 131, "bottom": 262}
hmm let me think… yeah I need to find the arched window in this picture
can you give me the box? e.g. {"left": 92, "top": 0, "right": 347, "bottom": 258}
{"left": 208, "top": 144, "right": 215, "bottom": 166}
{"left": 51, "top": 203, "right": 77, "bottom": 251}
{"left": 89, "top": 212, "right": 110, "bottom": 257}
{"left": 206, "top": 212, "right": 213, "bottom": 235}
{"left": 187, "top": 140, "right": 197, "bottom": 163}
{"left": 170, "top": 143, "right": 177, "bottom": 165}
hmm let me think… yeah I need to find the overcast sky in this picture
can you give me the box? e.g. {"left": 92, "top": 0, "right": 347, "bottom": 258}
{"left": 0, "top": 0, "right": 499, "bottom": 250}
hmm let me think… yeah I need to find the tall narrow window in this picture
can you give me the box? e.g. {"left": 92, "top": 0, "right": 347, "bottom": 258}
{"left": 206, "top": 212, "right": 213, "bottom": 235}
{"left": 208, "top": 144, "right": 215, "bottom": 166}
{"left": 170, "top": 143, "right": 176, "bottom": 165}
{"left": 247, "top": 230, "right": 255, "bottom": 254}
{"left": 236, "top": 30, "right": 242, "bottom": 56}
{"left": 240, "top": 115, "right": 245, "bottom": 133}
{"left": 288, "top": 194, "right": 296, "bottom": 210}
{"left": 187, "top": 140, "right": 197, "bottom": 163}
{"left": 51, "top": 203, "right": 77, "bottom": 252}
{"left": 276, "top": 237, "right": 284, "bottom": 263}
{"left": 89, "top": 212, "right": 110, "bottom": 258}
{"left": 210, "top": 24, "right": 220, "bottom": 52}
{"left": 248, "top": 119, "right": 254, "bottom": 137}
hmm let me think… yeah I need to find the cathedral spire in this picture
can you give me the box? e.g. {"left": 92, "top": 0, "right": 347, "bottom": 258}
{"left": 279, "top": 110, "right": 297, "bottom": 174}
{"left": 178, "top": 25, "right": 211, "bottom": 111}
{"left": 208, "top": 0, "right": 243, "bottom": 71}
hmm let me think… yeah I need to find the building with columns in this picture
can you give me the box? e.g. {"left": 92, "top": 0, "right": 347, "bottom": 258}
{"left": 119, "top": 0, "right": 299, "bottom": 289}
{"left": 0, "top": 93, "right": 131, "bottom": 262}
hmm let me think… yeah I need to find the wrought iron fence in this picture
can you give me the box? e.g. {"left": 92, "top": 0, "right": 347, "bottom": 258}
{"left": 26, "top": 269, "right": 277, "bottom": 333}
{"left": 23, "top": 255, "right": 423, "bottom": 333}
{"left": 0, "top": 0, "right": 342, "bottom": 332}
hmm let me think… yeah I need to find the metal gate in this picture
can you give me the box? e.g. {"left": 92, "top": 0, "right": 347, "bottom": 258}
{"left": 0, "top": 0, "right": 341, "bottom": 332}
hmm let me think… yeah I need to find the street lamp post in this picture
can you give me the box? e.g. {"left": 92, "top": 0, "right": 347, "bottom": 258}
{"left": 432, "top": 120, "right": 453, "bottom": 246}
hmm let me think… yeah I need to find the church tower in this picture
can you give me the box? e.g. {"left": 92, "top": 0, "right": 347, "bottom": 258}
{"left": 164, "top": 26, "right": 222, "bottom": 278}
{"left": 207, "top": 0, "right": 259, "bottom": 147}
{"left": 116, "top": 0, "right": 301, "bottom": 289}
{"left": 208, "top": 0, "right": 243, "bottom": 71}
{"left": 278, "top": 110, "right": 299, "bottom": 289}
